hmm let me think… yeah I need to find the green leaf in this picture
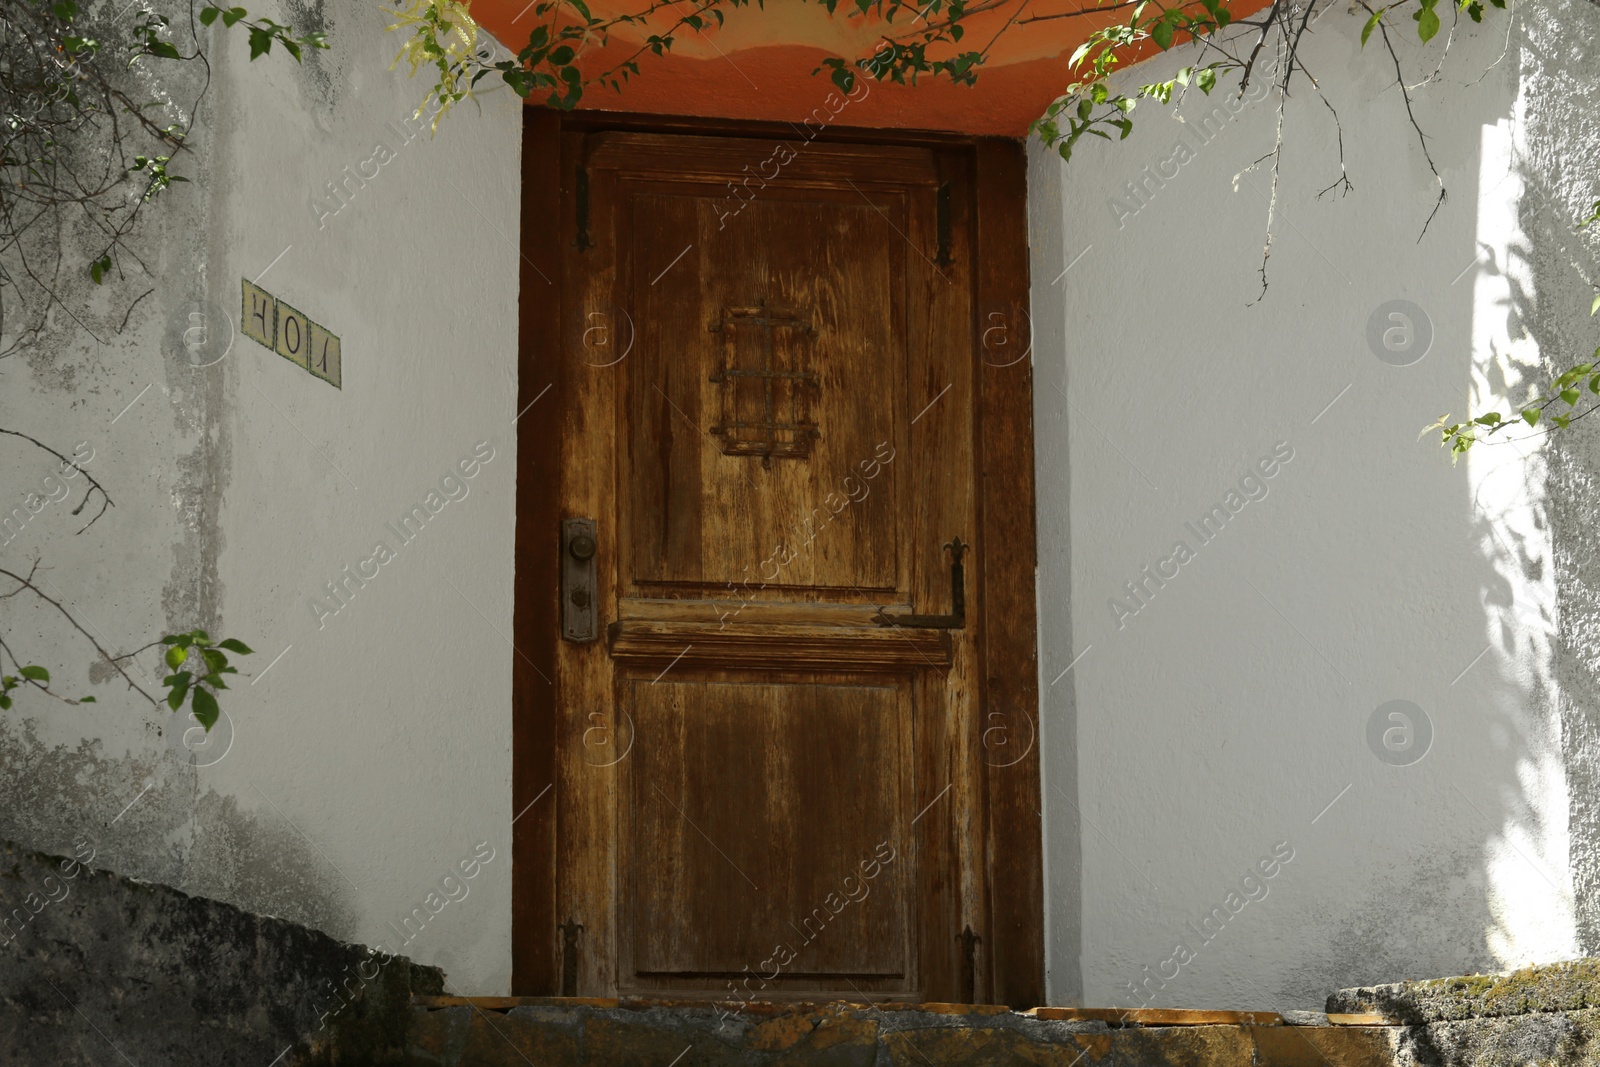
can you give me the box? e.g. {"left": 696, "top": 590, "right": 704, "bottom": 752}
{"left": 1361, "top": 8, "right": 1383, "bottom": 46}
{"left": 199, "top": 6, "right": 220, "bottom": 25}
{"left": 217, "top": 639, "right": 254, "bottom": 655}
{"left": 166, "top": 646, "right": 187, "bottom": 669}
{"left": 18, "top": 665, "right": 49, "bottom": 682}
{"left": 166, "top": 681, "right": 189, "bottom": 711}
{"left": 1556, "top": 414, "right": 1572, "bottom": 429}
{"left": 1414, "top": 2, "right": 1440, "bottom": 42}
{"left": 0, "top": 695, "right": 11, "bottom": 711}
{"left": 248, "top": 25, "right": 271, "bottom": 59}
{"left": 1150, "top": 17, "right": 1174, "bottom": 49}
{"left": 1591, "top": 293, "right": 1600, "bottom": 316}
{"left": 89, "top": 255, "right": 111, "bottom": 284}
{"left": 79, "top": 696, "right": 96, "bottom": 703}
{"left": 191, "top": 687, "right": 220, "bottom": 731}
{"left": 1562, "top": 388, "right": 1581, "bottom": 406}
{"left": 1523, "top": 408, "right": 1541, "bottom": 427}
{"left": 1474, "top": 412, "right": 1501, "bottom": 425}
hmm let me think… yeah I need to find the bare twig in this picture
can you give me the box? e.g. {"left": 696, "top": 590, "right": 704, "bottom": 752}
{"left": 1359, "top": 1, "right": 1448, "bottom": 238}
{"left": 0, "top": 562, "right": 157, "bottom": 705}
{"left": 0, "top": 426, "right": 111, "bottom": 534}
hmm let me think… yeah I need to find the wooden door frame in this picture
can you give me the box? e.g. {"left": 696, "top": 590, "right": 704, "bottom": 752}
{"left": 512, "top": 106, "right": 1042, "bottom": 1006}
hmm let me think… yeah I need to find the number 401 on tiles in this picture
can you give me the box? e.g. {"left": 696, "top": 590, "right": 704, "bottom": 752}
{"left": 242, "top": 278, "right": 342, "bottom": 389}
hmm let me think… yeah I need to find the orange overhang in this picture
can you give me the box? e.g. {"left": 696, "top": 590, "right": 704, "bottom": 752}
{"left": 470, "top": 0, "right": 1272, "bottom": 137}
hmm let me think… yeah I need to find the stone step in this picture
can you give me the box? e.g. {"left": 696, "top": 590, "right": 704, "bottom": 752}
{"left": 404, "top": 998, "right": 1399, "bottom": 1066}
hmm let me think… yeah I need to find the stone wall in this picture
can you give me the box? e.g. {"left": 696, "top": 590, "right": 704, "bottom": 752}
{"left": 1332, "top": 959, "right": 1600, "bottom": 1066}
{"left": 0, "top": 839, "right": 442, "bottom": 1065}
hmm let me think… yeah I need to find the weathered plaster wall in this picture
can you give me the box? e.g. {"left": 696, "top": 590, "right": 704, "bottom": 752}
{"left": 1031, "top": 0, "right": 1598, "bottom": 1009}
{"left": 0, "top": 0, "right": 520, "bottom": 998}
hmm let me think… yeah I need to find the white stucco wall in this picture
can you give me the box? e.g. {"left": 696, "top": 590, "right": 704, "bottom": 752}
{"left": 0, "top": 1, "right": 520, "bottom": 993}
{"left": 1032, "top": 1, "right": 1600, "bottom": 1008}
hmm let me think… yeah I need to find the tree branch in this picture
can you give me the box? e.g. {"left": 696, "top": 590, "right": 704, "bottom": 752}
{"left": 0, "top": 562, "right": 157, "bottom": 705}
{"left": 0, "top": 427, "right": 112, "bottom": 534}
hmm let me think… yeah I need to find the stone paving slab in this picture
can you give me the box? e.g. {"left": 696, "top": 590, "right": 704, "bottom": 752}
{"left": 405, "top": 1000, "right": 1400, "bottom": 1067}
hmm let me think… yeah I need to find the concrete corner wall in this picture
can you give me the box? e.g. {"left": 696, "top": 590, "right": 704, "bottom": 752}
{"left": 1030, "top": 0, "right": 1600, "bottom": 1009}
{"left": 0, "top": 0, "right": 520, "bottom": 996}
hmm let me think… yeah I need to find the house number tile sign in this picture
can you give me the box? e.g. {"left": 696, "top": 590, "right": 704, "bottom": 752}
{"left": 241, "top": 278, "right": 342, "bottom": 388}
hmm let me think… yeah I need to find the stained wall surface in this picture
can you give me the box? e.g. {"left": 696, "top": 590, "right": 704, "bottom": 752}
{"left": 0, "top": 1, "right": 521, "bottom": 994}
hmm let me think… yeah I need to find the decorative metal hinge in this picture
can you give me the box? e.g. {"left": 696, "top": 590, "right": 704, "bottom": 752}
{"left": 875, "top": 537, "right": 966, "bottom": 629}
{"left": 559, "top": 918, "right": 584, "bottom": 997}
{"left": 958, "top": 925, "right": 981, "bottom": 1004}
{"left": 935, "top": 182, "right": 954, "bottom": 267}
{"left": 574, "top": 166, "right": 593, "bottom": 252}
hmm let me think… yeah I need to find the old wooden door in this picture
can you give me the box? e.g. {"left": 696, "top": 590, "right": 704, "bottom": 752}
{"left": 516, "top": 116, "right": 1041, "bottom": 1006}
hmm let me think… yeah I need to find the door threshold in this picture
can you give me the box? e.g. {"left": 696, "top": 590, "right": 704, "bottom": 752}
{"left": 413, "top": 995, "right": 1014, "bottom": 1015}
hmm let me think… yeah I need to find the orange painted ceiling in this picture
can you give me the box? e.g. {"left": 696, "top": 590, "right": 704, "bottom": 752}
{"left": 470, "top": 0, "right": 1267, "bottom": 137}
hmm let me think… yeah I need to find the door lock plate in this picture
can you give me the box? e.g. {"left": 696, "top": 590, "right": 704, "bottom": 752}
{"left": 562, "top": 518, "right": 598, "bottom": 643}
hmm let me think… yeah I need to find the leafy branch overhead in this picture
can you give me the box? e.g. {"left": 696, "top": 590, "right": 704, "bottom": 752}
{"left": 402, "top": 0, "right": 1514, "bottom": 283}
{"left": 0, "top": 0, "right": 327, "bottom": 364}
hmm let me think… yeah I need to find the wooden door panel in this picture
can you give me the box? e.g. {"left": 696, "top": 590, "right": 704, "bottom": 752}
{"left": 624, "top": 189, "right": 905, "bottom": 595}
{"left": 583, "top": 133, "right": 968, "bottom": 1000}
{"left": 526, "top": 124, "right": 1040, "bottom": 1005}
{"left": 623, "top": 676, "right": 910, "bottom": 979}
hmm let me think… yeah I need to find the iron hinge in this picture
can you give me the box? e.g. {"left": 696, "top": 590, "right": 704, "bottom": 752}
{"left": 935, "top": 182, "right": 954, "bottom": 267}
{"left": 574, "top": 166, "right": 593, "bottom": 252}
{"left": 559, "top": 918, "right": 584, "bottom": 997}
{"left": 959, "top": 925, "right": 981, "bottom": 1004}
{"left": 875, "top": 537, "right": 966, "bottom": 629}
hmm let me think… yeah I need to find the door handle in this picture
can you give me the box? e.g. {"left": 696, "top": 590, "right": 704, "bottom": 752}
{"left": 562, "top": 518, "right": 599, "bottom": 643}
{"left": 874, "top": 537, "right": 966, "bottom": 630}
